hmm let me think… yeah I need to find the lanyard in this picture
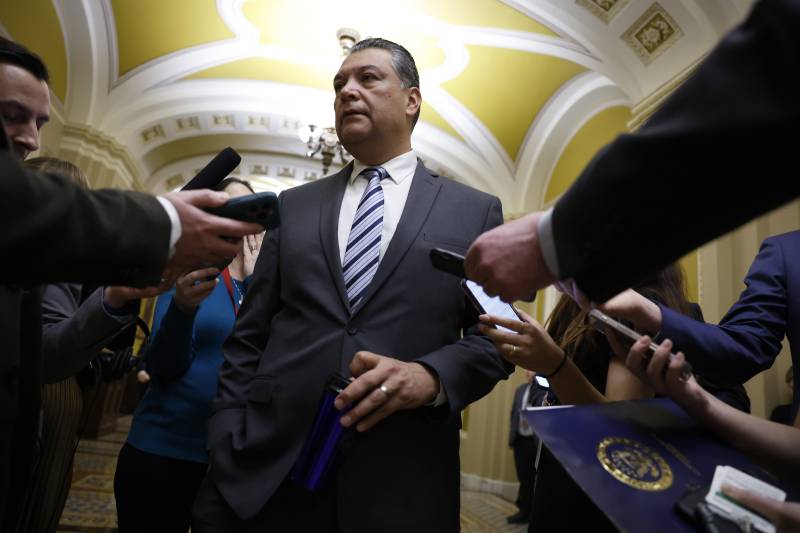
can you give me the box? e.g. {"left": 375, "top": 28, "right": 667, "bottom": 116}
{"left": 221, "top": 268, "right": 241, "bottom": 316}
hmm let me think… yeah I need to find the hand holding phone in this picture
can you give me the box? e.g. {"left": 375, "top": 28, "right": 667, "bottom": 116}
{"left": 205, "top": 191, "right": 280, "bottom": 228}
{"left": 588, "top": 309, "right": 693, "bottom": 381}
{"left": 462, "top": 279, "right": 521, "bottom": 333}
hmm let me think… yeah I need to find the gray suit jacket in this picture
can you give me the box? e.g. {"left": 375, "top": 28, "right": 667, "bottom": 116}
{"left": 40, "top": 284, "right": 136, "bottom": 383}
{"left": 207, "top": 162, "right": 511, "bottom": 531}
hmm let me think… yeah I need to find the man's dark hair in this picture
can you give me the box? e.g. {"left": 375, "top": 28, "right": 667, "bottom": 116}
{"left": 349, "top": 37, "right": 421, "bottom": 129}
{"left": 214, "top": 176, "right": 255, "bottom": 193}
{"left": 0, "top": 36, "right": 50, "bottom": 82}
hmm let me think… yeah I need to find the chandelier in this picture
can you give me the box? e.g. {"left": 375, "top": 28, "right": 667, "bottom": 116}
{"left": 297, "top": 28, "right": 360, "bottom": 176}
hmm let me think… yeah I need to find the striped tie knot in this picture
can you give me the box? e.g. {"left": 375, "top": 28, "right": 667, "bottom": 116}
{"left": 343, "top": 166, "right": 388, "bottom": 309}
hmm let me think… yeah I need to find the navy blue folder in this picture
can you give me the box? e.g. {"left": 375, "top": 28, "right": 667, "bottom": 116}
{"left": 523, "top": 398, "right": 791, "bottom": 532}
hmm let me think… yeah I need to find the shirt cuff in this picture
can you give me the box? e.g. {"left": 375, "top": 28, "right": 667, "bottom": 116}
{"left": 157, "top": 196, "right": 182, "bottom": 259}
{"left": 538, "top": 208, "right": 561, "bottom": 280}
{"left": 428, "top": 383, "right": 448, "bottom": 407}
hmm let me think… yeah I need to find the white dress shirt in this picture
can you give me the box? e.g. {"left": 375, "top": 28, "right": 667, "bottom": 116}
{"left": 337, "top": 150, "right": 417, "bottom": 264}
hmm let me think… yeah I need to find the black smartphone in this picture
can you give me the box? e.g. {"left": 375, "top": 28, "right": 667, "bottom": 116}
{"left": 430, "top": 248, "right": 466, "bottom": 278}
{"left": 461, "top": 279, "right": 521, "bottom": 333}
{"left": 206, "top": 191, "right": 280, "bottom": 229}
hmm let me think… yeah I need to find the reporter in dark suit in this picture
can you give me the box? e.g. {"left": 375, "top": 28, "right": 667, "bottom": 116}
{"left": 0, "top": 36, "right": 260, "bottom": 527}
{"left": 465, "top": 0, "right": 800, "bottom": 304}
{"left": 600, "top": 231, "right": 800, "bottom": 420}
{"left": 192, "top": 38, "right": 511, "bottom": 532}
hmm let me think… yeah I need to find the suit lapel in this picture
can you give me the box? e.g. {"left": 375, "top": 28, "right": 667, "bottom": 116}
{"left": 318, "top": 164, "right": 353, "bottom": 313}
{"left": 351, "top": 162, "right": 441, "bottom": 317}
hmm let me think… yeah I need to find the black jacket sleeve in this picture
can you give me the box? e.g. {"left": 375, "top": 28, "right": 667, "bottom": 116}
{"left": 552, "top": 0, "right": 800, "bottom": 301}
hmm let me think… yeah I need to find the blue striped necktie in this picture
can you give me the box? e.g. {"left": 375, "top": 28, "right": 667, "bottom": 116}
{"left": 343, "top": 167, "right": 387, "bottom": 308}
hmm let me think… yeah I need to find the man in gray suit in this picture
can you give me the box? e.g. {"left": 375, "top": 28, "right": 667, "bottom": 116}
{"left": 192, "top": 38, "right": 512, "bottom": 532}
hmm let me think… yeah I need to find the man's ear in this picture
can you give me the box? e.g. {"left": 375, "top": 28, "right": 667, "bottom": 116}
{"left": 406, "top": 86, "right": 421, "bottom": 119}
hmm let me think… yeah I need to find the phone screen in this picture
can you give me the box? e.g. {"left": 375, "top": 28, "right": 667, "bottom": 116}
{"left": 464, "top": 279, "right": 519, "bottom": 333}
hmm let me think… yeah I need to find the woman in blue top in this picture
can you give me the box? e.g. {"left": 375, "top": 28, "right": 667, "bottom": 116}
{"left": 113, "top": 178, "right": 261, "bottom": 532}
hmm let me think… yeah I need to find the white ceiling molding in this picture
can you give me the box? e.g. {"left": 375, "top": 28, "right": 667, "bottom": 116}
{"left": 515, "top": 71, "right": 630, "bottom": 212}
{"left": 148, "top": 150, "right": 336, "bottom": 194}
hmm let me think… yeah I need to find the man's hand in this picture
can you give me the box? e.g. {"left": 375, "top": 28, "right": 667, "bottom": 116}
{"left": 163, "top": 190, "right": 262, "bottom": 273}
{"left": 334, "top": 352, "right": 440, "bottom": 432}
{"left": 465, "top": 211, "right": 556, "bottom": 302}
{"left": 721, "top": 484, "right": 800, "bottom": 532}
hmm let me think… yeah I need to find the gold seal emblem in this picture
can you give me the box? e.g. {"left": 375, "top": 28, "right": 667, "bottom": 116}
{"left": 596, "top": 437, "right": 673, "bottom": 491}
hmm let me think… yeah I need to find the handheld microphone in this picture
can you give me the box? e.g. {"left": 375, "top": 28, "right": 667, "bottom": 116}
{"left": 181, "top": 147, "right": 241, "bottom": 191}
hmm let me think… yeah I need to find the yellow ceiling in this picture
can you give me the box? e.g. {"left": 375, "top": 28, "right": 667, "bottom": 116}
{"left": 186, "top": 56, "right": 332, "bottom": 89}
{"left": 109, "top": 0, "right": 588, "bottom": 160}
{"left": 112, "top": 0, "right": 235, "bottom": 75}
{"left": 545, "top": 105, "right": 631, "bottom": 204}
{"left": 444, "top": 46, "right": 585, "bottom": 161}
{"left": 0, "top": 0, "right": 67, "bottom": 102}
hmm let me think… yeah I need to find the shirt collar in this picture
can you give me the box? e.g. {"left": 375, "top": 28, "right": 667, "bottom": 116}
{"left": 349, "top": 149, "right": 417, "bottom": 185}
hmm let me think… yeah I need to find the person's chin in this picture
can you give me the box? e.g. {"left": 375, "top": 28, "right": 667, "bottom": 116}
{"left": 338, "top": 126, "right": 372, "bottom": 147}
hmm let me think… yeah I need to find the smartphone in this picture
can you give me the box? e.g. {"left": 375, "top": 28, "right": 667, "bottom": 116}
{"left": 534, "top": 375, "right": 550, "bottom": 389}
{"left": 206, "top": 191, "right": 280, "bottom": 228}
{"left": 588, "top": 309, "right": 693, "bottom": 380}
{"left": 462, "top": 279, "right": 520, "bottom": 333}
{"left": 430, "top": 248, "right": 467, "bottom": 278}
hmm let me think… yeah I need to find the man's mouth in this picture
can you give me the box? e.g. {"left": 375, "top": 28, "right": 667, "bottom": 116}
{"left": 342, "top": 110, "right": 367, "bottom": 119}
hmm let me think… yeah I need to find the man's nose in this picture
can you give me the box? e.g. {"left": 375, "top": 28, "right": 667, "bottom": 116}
{"left": 12, "top": 122, "right": 39, "bottom": 156}
{"left": 339, "top": 79, "right": 359, "bottom": 99}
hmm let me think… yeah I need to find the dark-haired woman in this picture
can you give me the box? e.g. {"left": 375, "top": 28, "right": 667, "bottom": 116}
{"left": 114, "top": 178, "right": 262, "bottom": 532}
{"left": 480, "top": 265, "right": 749, "bottom": 531}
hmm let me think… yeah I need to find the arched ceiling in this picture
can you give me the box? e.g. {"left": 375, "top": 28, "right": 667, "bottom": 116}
{"left": 0, "top": 0, "right": 752, "bottom": 211}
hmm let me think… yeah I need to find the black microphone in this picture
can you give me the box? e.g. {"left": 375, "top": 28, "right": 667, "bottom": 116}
{"left": 181, "top": 147, "right": 241, "bottom": 191}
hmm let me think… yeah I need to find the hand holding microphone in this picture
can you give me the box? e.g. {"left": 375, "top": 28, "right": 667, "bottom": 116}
{"left": 161, "top": 148, "right": 262, "bottom": 275}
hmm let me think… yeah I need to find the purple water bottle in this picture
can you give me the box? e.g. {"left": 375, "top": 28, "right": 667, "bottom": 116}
{"left": 290, "top": 372, "right": 352, "bottom": 491}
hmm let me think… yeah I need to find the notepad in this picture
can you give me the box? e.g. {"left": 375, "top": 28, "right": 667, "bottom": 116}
{"left": 705, "top": 465, "right": 785, "bottom": 533}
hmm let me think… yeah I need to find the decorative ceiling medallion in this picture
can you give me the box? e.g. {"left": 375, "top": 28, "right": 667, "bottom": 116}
{"left": 248, "top": 116, "right": 270, "bottom": 129}
{"left": 176, "top": 116, "right": 200, "bottom": 131}
{"left": 277, "top": 167, "right": 296, "bottom": 178}
{"left": 141, "top": 124, "right": 165, "bottom": 143}
{"left": 250, "top": 164, "right": 269, "bottom": 175}
{"left": 165, "top": 174, "right": 185, "bottom": 190}
{"left": 576, "top": 0, "right": 630, "bottom": 24}
{"left": 622, "top": 3, "right": 683, "bottom": 65}
{"left": 212, "top": 114, "right": 235, "bottom": 127}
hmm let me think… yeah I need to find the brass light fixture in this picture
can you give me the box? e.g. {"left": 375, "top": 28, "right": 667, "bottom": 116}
{"left": 297, "top": 28, "right": 360, "bottom": 176}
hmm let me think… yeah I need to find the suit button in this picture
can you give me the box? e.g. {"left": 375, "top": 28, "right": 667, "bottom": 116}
{"left": 347, "top": 326, "right": 358, "bottom": 335}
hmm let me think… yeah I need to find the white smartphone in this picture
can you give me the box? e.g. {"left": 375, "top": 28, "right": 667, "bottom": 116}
{"left": 588, "top": 309, "right": 693, "bottom": 380}
{"left": 462, "top": 279, "right": 521, "bottom": 333}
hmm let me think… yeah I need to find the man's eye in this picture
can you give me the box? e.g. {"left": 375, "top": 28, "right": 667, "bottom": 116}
{"left": 2, "top": 111, "right": 21, "bottom": 123}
